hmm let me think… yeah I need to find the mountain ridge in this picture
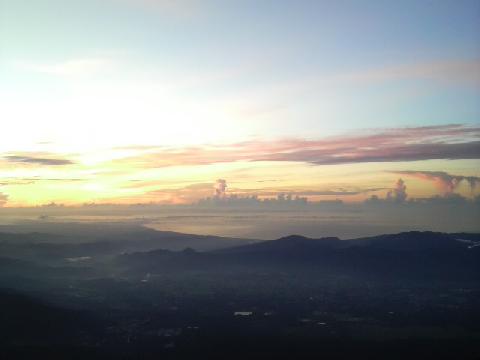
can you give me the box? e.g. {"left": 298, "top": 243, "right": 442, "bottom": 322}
{"left": 115, "top": 231, "right": 480, "bottom": 281}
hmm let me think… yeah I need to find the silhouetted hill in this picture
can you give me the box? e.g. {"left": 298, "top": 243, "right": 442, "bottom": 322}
{"left": 0, "top": 223, "right": 256, "bottom": 250}
{"left": 215, "top": 235, "right": 341, "bottom": 254}
{"left": 215, "top": 231, "right": 475, "bottom": 254}
{"left": 116, "top": 231, "right": 480, "bottom": 281}
{"left": 343, "top": 231, "right": 470, "bottom": 250}
{"left": 0, "top": 227, "right": 257, "bottom": 264}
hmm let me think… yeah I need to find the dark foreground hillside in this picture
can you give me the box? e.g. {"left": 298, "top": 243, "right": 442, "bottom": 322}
{"left": 0, "top": 228, "right": 479, "bottom": 359}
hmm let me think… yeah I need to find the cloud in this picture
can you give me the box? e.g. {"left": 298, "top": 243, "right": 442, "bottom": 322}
{"left": 259, "top": 140, "right": 480, "bottom": 165}
{"left": 230, "top": 187, "right": 386, "bottom": 197}
{"left": 16, "top": 58, "right": 112, "bottom": 77}
{"left": 386, "top": 178, "right": 408, "bottom": 203}
{"left": 0, "top": 192, "right": 8, "bottom": 207}
{"left": 133, "top": 182, "right": 384, "bottom": 205}
{"left": 337, "top": 59, "right": 480, "bottom": 86}
{"left": 414, "top": 193, "right": 470, "bottom": 205}
{"left": 0, "top": 177, "right": 85, "bottom": 186}
{"left": 4, "top": 155, "right": 74, "bottom": 166}
{"left": 391, "top": 170, "right": 480, "bottom": 194}
{"left": 0, "top": 180, "right": 35, "bottom": 186}
{"left": 214, "top": 179, "right": 227, "bottom": 197}
{"left": 146, "top": 182, "right": 215, "bottom": 204}
{"left": 115, "top": 124, "right": 480, "bottom": 168}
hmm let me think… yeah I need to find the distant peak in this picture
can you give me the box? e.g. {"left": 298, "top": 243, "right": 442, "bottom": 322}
{"left": 276, "top": 235, "right": 340, "bottom": 242}
{"left": 182, "top": 247, "right": 196, "bottom": 254}
{"left": 277, "top": 235, "right": 311, "bottom": 241}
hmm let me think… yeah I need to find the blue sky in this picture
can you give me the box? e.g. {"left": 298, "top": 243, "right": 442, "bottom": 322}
{"left": 1, "top": 1, "right": 479, "bottom": 137}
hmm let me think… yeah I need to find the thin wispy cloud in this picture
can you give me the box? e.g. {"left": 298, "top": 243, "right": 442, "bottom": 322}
{"left": 0, "top": 180, "right": 35, "bottom": 186}
{"left": 114, "top": 125, "right": 480, "bottom": 168}
{"left": 145, "top": 182, "right": 216, "bottom": 203}
{"left": 229, "top": 188, "right": 387, "bottom": 197}
{"left": 337, "top": 59, "right": 480, "bottom": 86}
{"left": 15, "top": 58, "right": 113, "bottom": 77}
{"left": 240, "top": 59, "right": 480, "bottom": 113}
{"left": 4, "top": 155, "right": 74, "bottom": 166}
{"left": 0, "top": 177, "right": 85, "bottom": 186}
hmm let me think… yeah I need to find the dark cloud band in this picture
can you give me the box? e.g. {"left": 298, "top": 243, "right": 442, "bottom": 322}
{"left": 4, "top": 155, "right": 73, "bottom": 166}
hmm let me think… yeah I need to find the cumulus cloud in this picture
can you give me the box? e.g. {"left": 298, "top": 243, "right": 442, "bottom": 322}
{"left": 4, "top": 155, "right": 74, "bottom": 166}
{"left": 391, "top": 170, "right": 480, "bottom": 194}
{"left": 138, "top": 182, "right": 385, "bottom": 205}
{"left": 214, "top": 179, "right": 227, "bottom": 197}
{"left": 116, "top": 124, "right": 480, "bottom": 168}
{"left": 387, "top": 178, "right": 408, "bottom": 203}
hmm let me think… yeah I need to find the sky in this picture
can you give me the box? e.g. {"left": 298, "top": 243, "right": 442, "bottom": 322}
{"left": 0, "top": 0, "right": 479, "bottom": 207}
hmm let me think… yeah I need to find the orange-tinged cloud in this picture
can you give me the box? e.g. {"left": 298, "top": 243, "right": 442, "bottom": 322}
{"left": 391, "top": 171, "right": 480, "bottom": 195}
{"left": 0, "top": 192, "right": 8, "bottom": 206}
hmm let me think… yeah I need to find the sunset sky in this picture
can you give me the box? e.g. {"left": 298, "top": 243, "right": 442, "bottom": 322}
{"left": 1, "top": 0, "right": 479, "bottom": 207}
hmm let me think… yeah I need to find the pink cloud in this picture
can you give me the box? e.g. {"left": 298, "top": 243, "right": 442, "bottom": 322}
{"left": 115, "top": 124, "right": 480, "bottom": 168}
